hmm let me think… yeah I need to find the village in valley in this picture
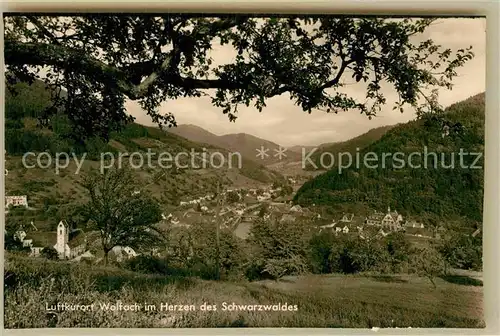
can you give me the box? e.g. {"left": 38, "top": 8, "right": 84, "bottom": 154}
{"left": 6, "top": 175, "right": 471, "bottom": 263}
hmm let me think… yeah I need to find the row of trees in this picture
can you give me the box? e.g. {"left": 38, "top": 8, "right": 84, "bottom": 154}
{"left": 123, "top": 207, "right": 480, "bottom": 288}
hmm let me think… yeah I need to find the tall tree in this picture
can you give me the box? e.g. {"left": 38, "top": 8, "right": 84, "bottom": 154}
{"left": 4, "top": 15, "right": 474, "bottom": 140}
{"left": 80, "top": 167, "right": 164, "bottom": 265}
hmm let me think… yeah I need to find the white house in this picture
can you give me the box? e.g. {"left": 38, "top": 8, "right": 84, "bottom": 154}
{"left": 340, "top": 213, "right": 354, "bottom": 223}
{"left": 6, "top": 195, "right": 28, "bottom": 208}
{"left": 319, "top": 222, "right": 337, "bottom": 232}
{"left": 404, "top": 220, "right": 425, "bottom": 229}
{"left": 290, "top": 205, "right": 303, "bottom": 212}
{"left": 111, "top": 246, "right": 139, "bottom": 261}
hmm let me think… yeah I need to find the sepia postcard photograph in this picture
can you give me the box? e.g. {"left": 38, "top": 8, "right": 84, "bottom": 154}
{"left": 3, "top": 13, "right": 486, "bottom": 329}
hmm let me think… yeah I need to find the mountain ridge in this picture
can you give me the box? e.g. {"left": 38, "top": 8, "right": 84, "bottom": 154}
{"left": 294, "top": 92, "right": 485, "bottom": 231}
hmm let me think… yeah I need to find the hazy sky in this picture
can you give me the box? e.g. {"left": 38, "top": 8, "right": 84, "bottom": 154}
{"left": 126, "top": 18, "right": 486, "bottom": 147}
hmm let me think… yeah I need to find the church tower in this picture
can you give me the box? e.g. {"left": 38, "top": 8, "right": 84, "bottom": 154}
{"left": 55, "top": 221, "right": 69, "bottom": 258}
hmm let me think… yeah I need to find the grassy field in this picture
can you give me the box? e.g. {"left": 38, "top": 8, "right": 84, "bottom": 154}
{"left": 4, "top": 254, "right": 483, "bottom": 328}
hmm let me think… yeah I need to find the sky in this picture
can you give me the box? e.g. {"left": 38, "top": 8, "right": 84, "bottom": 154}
{"left": 126, "top": 17, "right": 486, "bottom": 147}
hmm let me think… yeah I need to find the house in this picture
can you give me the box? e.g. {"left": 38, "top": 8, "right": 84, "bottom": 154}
{"left": 404, "top": 220, "right": 425, "bottom": 229}
{"left": 365, "top": 207, "right": 403, "bottom": 231}
{"left": 5, "top": 195, "right": 28, "bottom": 208}
{"left": 405, "top": 227, "right": 433, "bottom": 238}
{"left": 340, "top": 213, "right": 354, "bottom": 223}
{"left": 290, "top": 205, "right": 303, "bottom": 212}
{"left": 111, "top": 246, "right": 139, "bottom": 262}
{"left": 365, "top": 211, "right": 385, "bottom": 226}
{"left": 342, "top": 226, "right": 349, "bottom": 234}
{"left": 12, "top": 229, "right": 41, "bottom": 257}
{"left": 14, "top": 229, "right": 33, "bottom": 248}
{"left": 381, "top": 207, "right": 403, "bottom": 230}
{"left": 319, "top": 221, "right": 337, "bottom": 232}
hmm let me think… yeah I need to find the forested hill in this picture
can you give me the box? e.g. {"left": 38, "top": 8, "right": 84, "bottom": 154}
{"left": 294, "top": 93, "right": 485, "bottom": 230}
{"left": 304, "top": 124, "right": 398, "bottom": 170}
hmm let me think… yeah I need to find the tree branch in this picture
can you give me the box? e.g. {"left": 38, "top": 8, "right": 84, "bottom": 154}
{"left": 26, "top": 16, "right": 61, "bottom": 45}
{"left": 5, "top": 40, "right": 244, "bottom": 99}
{"left": 318, "top": 59, "right": 355, "bottom": 91}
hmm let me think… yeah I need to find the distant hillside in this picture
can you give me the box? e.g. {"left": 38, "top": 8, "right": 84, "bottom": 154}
{"left": 287, "top": 145, "right": 320, "bottom": 154}
{"left": 169, "top": 125, "right": 302, "bottom": 165}
{"left": 5, "top": 79, "right": 284, "bottom": 231}
{"left": 295, "top": 93, "right": 485, "bottom": 231}
{"left": 167, "top": 124, "right": 225, "bottom": 148}
{"left": 305, "top": 125, "right": 398, "bottom": 170}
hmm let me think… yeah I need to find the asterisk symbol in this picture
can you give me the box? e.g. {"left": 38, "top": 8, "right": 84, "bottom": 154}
{"left": 256, "top": 146, "right": 270, "bottom": 160}
{"left": 274, "top": 146, "right": 287, "bottom": 160}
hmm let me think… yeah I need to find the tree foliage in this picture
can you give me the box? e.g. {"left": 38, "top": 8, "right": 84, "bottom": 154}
{"left": 248, "top": 218, "right": 311, "bottom": 279}
{"left": 4, "top": 15, "right": 473, "bottom": 139}
{"left": 409, "top": 246, "right": 446, "bottom": 288}
{"left": 41, "top": 246, "right": 59, "bottom": 260}
{"left": 438, "top": 231, "right": 482, "bottom": 271}
{"left": 80, "top": 167, "right": 164, "bottom": 265}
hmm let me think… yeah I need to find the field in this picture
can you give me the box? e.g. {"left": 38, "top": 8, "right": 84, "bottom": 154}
{"left": 4, "top": 254, "right": 484, "bottom": 328}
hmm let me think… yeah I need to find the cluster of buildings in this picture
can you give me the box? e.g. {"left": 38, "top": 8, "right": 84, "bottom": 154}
{"left": 318, "top": 207, "right": 434, "bottom": 239}
{"left": 7, "top": 194, "right": 139, "bottom": 262}
{"left": 13, "top": 220, "right": 88, "bottom": 259}
{"left": 179, "top": 194, "right": 214, "bottom": 207}
{"left": 13, "top": 220, "right": 140, "bottom": 262}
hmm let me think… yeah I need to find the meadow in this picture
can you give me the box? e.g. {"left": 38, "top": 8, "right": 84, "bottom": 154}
{"left": 4, "top": 254, "right": 484, "bottom": 328}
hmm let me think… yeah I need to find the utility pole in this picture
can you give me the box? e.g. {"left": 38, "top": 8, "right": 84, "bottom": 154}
{"left": 215, "top": 182, "right": 223, "bottom": 280}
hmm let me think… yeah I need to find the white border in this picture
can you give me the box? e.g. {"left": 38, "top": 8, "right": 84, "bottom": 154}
{"left": 1, "top": 1, "right": 499, "bottom": 335}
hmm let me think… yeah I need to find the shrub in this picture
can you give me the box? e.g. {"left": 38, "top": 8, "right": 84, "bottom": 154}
{"left": 438, "top": 231, "right": 482, "bottom": 271}
{"left": 41, "top": 246, "right": 59, "bottom": 260}
{"left": 123, "top": 255, "right": 169, "bottom": 275}
{"left": 328, "top": 235, "right": 390, "bottom": 274}
{"left": 226, "top": 191, "right": 240, "bottom": 204}
{"left": 247, "top": 218, "right": 311, "bottom": 280}
{"left": 308, "top": 231, "right": 338, "bottom": 274}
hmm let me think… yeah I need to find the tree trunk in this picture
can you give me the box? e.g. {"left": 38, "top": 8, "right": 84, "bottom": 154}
{"left": 104, "top": 250, "right": 109, "bottom": 266}
{"left": 428, "top": 276, "right": 436, "bottom": 289}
